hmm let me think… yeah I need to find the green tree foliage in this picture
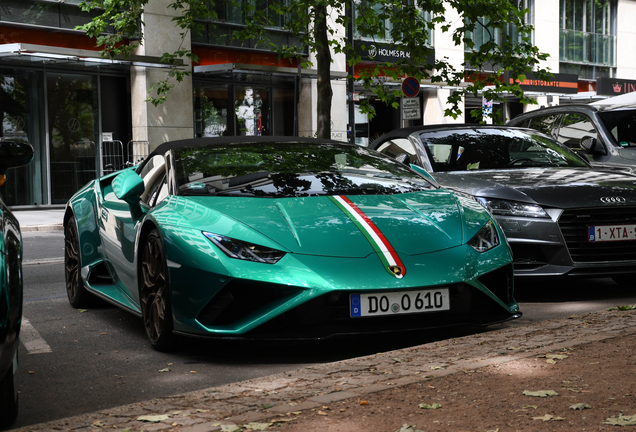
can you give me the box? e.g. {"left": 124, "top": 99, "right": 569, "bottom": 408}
{"left": 77, "top": 0, "right": 550, "bottom": 137}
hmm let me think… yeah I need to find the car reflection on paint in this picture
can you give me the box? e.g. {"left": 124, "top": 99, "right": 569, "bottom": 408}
{"left": 371, "top": 125, "right": 636, "bottom": 286}
{"left": 63, "top": 136, "right": 519, "bottom": 351}
{"left": 0, "top": 138, "right": 34, "bottom": 427}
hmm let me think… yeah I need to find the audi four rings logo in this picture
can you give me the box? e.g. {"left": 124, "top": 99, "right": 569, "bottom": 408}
{"left": 600, "top": 196, "right": 626, "bottom": 203}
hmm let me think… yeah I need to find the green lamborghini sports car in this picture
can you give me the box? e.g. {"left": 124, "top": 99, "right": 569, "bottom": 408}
{"left": 63, "top": 136, "right": 520, "bottom": 350}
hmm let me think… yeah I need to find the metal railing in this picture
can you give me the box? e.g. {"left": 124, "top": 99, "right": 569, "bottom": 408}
{"left": 100, "top": 140, "right": 149, "bottom": 175}
{"left": 559, "top": 30, "right": 616, "bottom": 67}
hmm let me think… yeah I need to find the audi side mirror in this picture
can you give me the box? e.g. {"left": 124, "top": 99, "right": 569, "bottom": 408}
{"left": 580, "top": 136, "right": 607, "bottom": 156}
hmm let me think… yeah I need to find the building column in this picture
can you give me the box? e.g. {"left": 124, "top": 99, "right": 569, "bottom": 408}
{"left": 131, "top": 0, "right": 194, "bottom": 152}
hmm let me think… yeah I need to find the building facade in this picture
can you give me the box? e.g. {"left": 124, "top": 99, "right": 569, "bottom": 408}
{"left": 0, "top": 0, "right": 634, "bottom": 208}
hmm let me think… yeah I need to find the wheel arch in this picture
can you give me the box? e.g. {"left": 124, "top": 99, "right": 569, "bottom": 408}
{"left": 136, "top": 219, "right": 161, "bottom": 296}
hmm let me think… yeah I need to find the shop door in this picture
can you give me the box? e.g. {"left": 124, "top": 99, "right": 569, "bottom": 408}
{"left": 47, "top": 73, "right": 99, "bottom": 204}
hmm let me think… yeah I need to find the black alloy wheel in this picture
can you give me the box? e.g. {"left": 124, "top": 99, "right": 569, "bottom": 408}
{"left": 140, "top": 229, "right": 176, "bottom": 351}
{"left": 65, "top": 216, "right": 94, "bottom": 308}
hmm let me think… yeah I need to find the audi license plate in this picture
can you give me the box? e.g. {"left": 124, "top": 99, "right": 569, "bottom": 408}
{"left": 588, "top": 224, "right": 636, "bottom": 242}
{"left": 350, "top": 288, "right": 450, "bottom": 317}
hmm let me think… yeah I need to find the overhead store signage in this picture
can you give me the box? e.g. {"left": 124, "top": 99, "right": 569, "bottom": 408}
{"left": 507, "top": 72, "right": 579, "bottom": 94}
{"left": 355, "top": 41, "right": 435, "bottom": 64}
{"left": 597, "top": 77, "right": 636, "bottom": 96}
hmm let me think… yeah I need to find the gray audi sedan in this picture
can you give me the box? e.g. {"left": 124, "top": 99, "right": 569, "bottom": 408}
{"left": 371, "top": 125, "right": 636, "bottom": 285}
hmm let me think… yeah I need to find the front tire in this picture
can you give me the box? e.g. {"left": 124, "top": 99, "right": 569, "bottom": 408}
{"left": 65, "top": 216, "right": 95, "bottom": 308}
{"left": 0, "top": 353, "right": 18, "bottom": 428}
{"left": 140, "top": 229, "right": 176, "bottom": 351}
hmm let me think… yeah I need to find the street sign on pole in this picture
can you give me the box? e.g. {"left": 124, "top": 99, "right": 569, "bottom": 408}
{"left": 402, "top": 77, "right": 420, "bottom": 98}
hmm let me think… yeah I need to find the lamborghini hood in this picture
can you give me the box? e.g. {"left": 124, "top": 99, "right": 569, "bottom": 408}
{"left": 168, "top": 191, "right": 466, "bottom": 257}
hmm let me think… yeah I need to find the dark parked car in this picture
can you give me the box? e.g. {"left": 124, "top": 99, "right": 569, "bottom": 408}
{"left": 0, "top": 139, "right": 33, "bottom": 427}
{"left": 371, "top": 125, "right": 636, "bottom": 285}
{"left": 507, "top": 103, "right": 636, "bottom": 173}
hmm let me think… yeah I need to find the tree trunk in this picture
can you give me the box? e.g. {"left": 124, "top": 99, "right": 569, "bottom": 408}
{"left": 314, "top": 3, "right": 332, "bottom": 140}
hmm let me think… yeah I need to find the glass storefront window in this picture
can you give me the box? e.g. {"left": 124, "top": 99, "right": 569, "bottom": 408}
{"left": 0, "top": 69, "right": 46, "bottom": 206}
{"left": 195, "top": 84, "right": 231, "bottom": 137}
{"left": 194, "top": 80, "right": 295, "bottom": 137}
{"left": 47, "top": 73, "right": 99, "bottom": 204}
{"left": 235, "top": 86, "right": 270, "bottom": 136}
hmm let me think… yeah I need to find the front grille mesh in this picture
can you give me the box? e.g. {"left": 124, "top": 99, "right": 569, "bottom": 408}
{"left": 558, "top": 207, "right": 636, "bottom": 263}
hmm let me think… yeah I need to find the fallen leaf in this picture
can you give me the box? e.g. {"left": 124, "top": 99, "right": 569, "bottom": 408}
{"left": 532, "top": 414, "right": 565, "bottom": 421}
{"left": 523, "top": 390, "right": 559, "bottom": 397}
{"left": 78, "top": 309, "right": 88, "bottom": 312}
{"left": 317, "top": 411, "right": 328, "bottom": 416}
{"left": 547, "top": 354, "right": 569, "bottom": 360}
{"left": 570, "top": 403, "right": 592, "bottom": 410}
{"left": 158, "top": 368, "right": 171, "bottom": 373}
{"left": 419, "top": 403, "right": 442, "bottom": 409}
{"left": 291, "top": 411, "right": 302, "bottom": 415}
{"left": 137, "top": 414, "right": 170, "bottom": 423}
{"left": 604, "top": 414, "right": 636, "bottom": 426}
{"left": 396, "top": 425, "right": 425, "bottom": 432}
{"left": 360, "top": 400, "right": 369, "bottom": 405}
{"left": 522, "top": 405, "right": 538, "bottom": 409}
{"left": 220, "top": 425, "right": 242, "bottom": 432}
{"left": 91, "top": 421, "right": 105, "bottom": 427}
{"left": 261, "top": 403, "right": 273, "bottom": 410}
{"left": 244, "top": 422, "right": 273, "bottom": 430}
{"left": 430, "top": 366, "right": 444, "bottom": 370}
{"left": 101, "top": 332, "right": 107, "bottom": 335}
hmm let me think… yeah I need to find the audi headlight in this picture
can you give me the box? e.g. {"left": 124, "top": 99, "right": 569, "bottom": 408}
{"left": 477, "top": 197, "right": 549, "bottom": 219}
{"left": 203, "top": 232, "right": 286, "bottom": 264}
{"left": 468, "top": 220, "right": 500, "bottom": 253}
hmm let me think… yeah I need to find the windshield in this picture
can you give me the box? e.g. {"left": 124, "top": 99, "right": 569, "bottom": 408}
{"left": 418, "top": 128, "right": 589, "bottom": 172}
{"left": 172, "top": 142, "right": 435, "bottom": 198}
{"left": 598, "top": 109, "right": 636, "bottom": 148}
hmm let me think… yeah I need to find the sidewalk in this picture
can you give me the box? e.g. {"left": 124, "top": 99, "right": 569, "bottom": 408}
{"left": 13, "top": 209, "right": 65, "bottom": 232}
{"left": 9, "top": 308, "right": 636, "bottom": 432}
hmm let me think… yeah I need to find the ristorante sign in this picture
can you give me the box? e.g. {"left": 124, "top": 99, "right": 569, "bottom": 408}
{"left": 597, "top": 77, "right": 636, "bottom": 96}
{"left": 506, "top": 72, "right": 579, "bottom": 94}
{"left": 355, "top": 40, "right": 435, "bottom": 64}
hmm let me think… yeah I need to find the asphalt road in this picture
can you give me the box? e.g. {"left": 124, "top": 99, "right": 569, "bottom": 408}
{"left": 11, "top": 231, "right": 636, "bottom": 429}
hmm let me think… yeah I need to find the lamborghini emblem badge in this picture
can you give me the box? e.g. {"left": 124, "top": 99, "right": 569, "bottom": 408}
{"left": 389, "top": 266, "right": 402, "bottom": 276}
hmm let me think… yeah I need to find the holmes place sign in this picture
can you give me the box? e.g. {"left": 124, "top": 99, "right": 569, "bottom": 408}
{"left": 355, "top": 40, "right": 435, "bottom": 64}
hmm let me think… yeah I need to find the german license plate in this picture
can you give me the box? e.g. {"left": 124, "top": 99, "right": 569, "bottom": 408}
{"left": 350, "top": 288, "right": 450, "bottom": 317}
{"left": 588, "top": 224, "right": 636, "bottom": 242}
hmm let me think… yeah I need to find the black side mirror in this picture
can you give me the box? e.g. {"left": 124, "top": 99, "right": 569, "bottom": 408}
{"left": 580, "top": 136, "right": 607, "bottom": 155}
{"left": 394, "top": 153, "right": 410, "bottom": 165}
{"left": 0, "top": 139, "right": 34, "bottom": 175}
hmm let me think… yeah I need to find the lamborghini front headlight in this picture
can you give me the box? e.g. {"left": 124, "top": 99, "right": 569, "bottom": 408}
{"left": 468, "top": 220, "right": 500, "bottom": 253}
{"left": 203, "top": 232, "right": 286, "bottom": 264}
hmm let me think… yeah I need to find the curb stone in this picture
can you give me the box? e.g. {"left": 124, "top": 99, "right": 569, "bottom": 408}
{"left": 9, "top": 308, "right": 636, "bottom": 432}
